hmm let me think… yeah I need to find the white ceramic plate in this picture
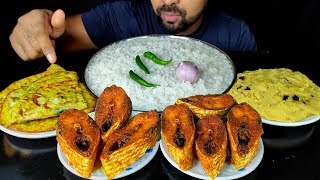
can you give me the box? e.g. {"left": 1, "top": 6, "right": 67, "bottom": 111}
{"left": 262, "top": 115, "right": 320, "bottom": 127}
{"left": 160, "top": 138, "right": 264, "bottom": 180}
{"left": 84, "top": 35, "right": 235, "bottom": 112}
{"left": 57, "top": 110, "right": 160, "bottom": 179}
{"left": 0, "top": 125, "right": 55, "bottom": 139}
{"left": 57, "top": 141, "right": 159, "bottom": 180}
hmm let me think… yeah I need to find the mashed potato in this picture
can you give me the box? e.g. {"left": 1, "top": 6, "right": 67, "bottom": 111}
{"left": 228, "top": 68, "right": 320, "bottom": 122}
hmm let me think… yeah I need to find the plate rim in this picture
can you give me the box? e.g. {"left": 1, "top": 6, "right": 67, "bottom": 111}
{"left": 261, "top": 115, "right": 320, "bottom": 127}
{"left": 57, "top": 141, "right": 160, "bottom": 180}
{"left": 160, "top": 138, "right": 264, "bottom": 180}
{"left": 0, "top": 124, "right": 56, "bottom": 139}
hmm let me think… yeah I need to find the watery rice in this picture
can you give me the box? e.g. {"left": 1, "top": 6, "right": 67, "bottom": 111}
{"left": 84, "top": 35, "right": 235, "bottom": 112}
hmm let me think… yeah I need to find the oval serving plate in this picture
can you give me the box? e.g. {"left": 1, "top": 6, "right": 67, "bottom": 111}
{"left": 160, "top": 138, "right": 264, "bottom": 180}
{"left": 84, "top": 35, "right": 236, "bottom": 112}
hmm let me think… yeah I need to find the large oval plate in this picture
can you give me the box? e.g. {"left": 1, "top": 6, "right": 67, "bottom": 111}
{"left": 84, "top": 35, "right": 235, "bottom": 112}
{"left": 160, "top": 138, "right": 264, "bottom": 180}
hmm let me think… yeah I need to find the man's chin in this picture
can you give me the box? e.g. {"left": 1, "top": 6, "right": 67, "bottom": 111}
{"left": 162, "top": 22, "right": 180, "bottom": 33}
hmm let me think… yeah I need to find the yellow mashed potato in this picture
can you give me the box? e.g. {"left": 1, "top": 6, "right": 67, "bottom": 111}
{"left": 228, "top": 68, "right": 320, "bottom": 122}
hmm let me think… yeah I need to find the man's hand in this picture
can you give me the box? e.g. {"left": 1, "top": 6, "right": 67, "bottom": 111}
{"left": 9, "top": 9, "right": 66, "bottom": 63}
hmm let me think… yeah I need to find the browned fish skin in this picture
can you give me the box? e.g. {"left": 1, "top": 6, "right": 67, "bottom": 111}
{"left": 176, "top": 94, "right": 236, "bottom": 118}
{"left": 161, "top": 104, "right": 195, "bottom": 171}
{"left": 95, "top": 85, "right": 132, "bottom": 142}
{"left": 226, "top": 102, "right": 264, "bottom": 170}
{"left": 100, "top": 110, "right": 160, "bottom": 180}
{"left": 195, "top": 115, "right": 227, "bottom": 179}
{"left": 56, "top": 109, "right": 101, "bottom": 178}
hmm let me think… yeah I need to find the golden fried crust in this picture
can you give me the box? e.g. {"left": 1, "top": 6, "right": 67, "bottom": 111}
{"left": 56, "top": 109, "right": 101, "bottom": 178}
{"left": 226, "top": 102, "right": 263, "bottom": 170}
{"left": 100, "top": 110, "right": 160, "bottom": 180}
{"left": 176, "top": 94, "right": 236, "bottom": 118}
{"left": 161, "top": 104, "right": 195, "bottom": 171}
{"left": 195, "top": 115, "right": 227, "bottom": 179}
{"left": 95, "top": 85, "right": 132, "bottom": 142}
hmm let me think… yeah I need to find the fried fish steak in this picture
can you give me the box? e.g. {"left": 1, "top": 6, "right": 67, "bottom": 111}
{"left": 175, "top": 94, "right": 236, "bottom": 119}
{"left": 100, "top": 110, "right": 160, "bottom": 180}
{"left": 8, "top": 82, "right": 96, "bottom": 133}
{"left": 161, "top": 104, "right": 195, "bottom": 171}
{"left": 0, "top": 71, "right": 88, "bottom": 127}
{"left": 195, "top": 115, "right": 227, "bottom": 179}
{"left": 226, "top": 102, "right": 263, "bottom": 170}
{"left": 95, "top": 85, "right": 132, "bottom": 142}
{"left": 56, "top": 109, "right": 101, "bottom": 178}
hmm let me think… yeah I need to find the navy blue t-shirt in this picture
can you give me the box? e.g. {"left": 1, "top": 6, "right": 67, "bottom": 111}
{"left": 81, "top": 0, "right": 257, "bottom": 52}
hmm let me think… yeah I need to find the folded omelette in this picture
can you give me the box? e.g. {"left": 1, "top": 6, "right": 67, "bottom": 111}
{"left": 0, "top": 64, "right": 96, "bottom": 132}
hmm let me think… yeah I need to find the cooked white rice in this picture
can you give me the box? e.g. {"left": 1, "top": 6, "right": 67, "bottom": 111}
{"left": 84, "top": 35, "right": 235, "bottom": 112}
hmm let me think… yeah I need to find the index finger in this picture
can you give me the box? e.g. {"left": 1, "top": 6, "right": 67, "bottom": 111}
{"left": 37, "top": 33, "right": 57, "bottom": 63}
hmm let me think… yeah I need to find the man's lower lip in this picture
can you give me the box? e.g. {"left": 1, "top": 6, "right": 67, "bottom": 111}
{"left": 161, "top": 14, "right": 179, "bottom": 23}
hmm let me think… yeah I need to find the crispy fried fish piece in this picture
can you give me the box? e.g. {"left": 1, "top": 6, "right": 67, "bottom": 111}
{"left": 161, "top": 104, "right": 195, "bottom": 171}
{"left": 8, "top": 83, "right": 96, "bottom": 133}
{"left": 195, "top": 115, "right": 227, "bottom": 179}
{"left": 100, "top": 110, "right": 160, "bottom": 180}
{"left": 95, "top": 85, "right": 132, "bottom": 142}
{"left": 226, "top": 102, "right": 263, "bottom": 170}
{"left": 56, "top": 109, "right": 101, "bottom": 178}
{"left": 176, "top": 94, "right": 236, "bottom": 119}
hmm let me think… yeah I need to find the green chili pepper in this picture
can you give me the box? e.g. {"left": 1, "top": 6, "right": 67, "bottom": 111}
{"left": 129, "top": 70, "right": 159, "bottom": 87}
{"left": 135, "top": 55, "right": 150, "bottom": 74}
{"left": 143, "top": 51, "right": 172, "bottom": 65}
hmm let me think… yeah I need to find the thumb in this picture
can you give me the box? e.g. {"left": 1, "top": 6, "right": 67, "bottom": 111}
{"left": 50, "top": 9, "right": 66, "bottom": 39}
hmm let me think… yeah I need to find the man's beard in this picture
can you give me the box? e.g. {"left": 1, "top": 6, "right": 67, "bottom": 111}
{"left": 156, "top": 4, "right": 202, "bottom": 34}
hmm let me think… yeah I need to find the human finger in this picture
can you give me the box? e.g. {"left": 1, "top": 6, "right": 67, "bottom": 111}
{"left": 37, "top": 32, "right": 57, "bottom": 63}
{"left": 10, "top": 36, "right": 43, "bottom": 61}
{"left": 10, "top": 40, "right": 29, "bottom": 61}
{"left": 50, "top": 9, "right": 66, "bottom": 39}
{"left": 9, "top": 9, "right": 56, "bottom": 62}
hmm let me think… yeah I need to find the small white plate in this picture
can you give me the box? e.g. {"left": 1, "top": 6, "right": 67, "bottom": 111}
{"left": 160, "top": 138, "right": 264, "bottom": 180}
{"left": 58, "top": 110, "right": 160, "bottom": 179}
{"left": 0, "top": 125, "right": 56, "bottom": 139}
{"left": 262, "top": 115, "right": 320, "bottom": 127}
{"left": 57, "top": 141, "right": 160, "bottom": 179}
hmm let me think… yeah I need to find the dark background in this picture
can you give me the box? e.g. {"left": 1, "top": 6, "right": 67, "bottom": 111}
{"left": 0, "top": 1, "right": 319, "bottom": 180}
{"left": 1, "top": 0, "right": 319, "bottom": 88}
